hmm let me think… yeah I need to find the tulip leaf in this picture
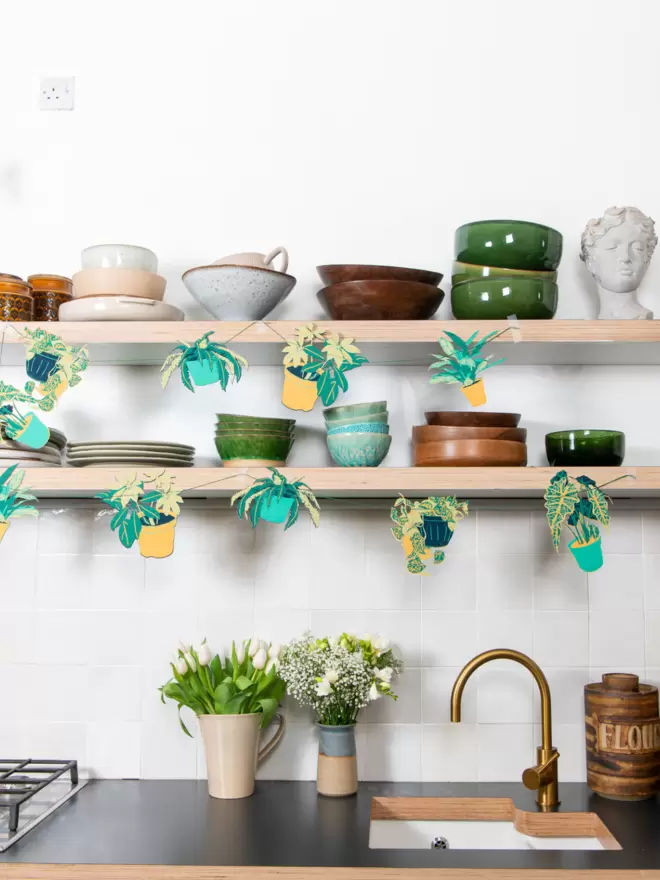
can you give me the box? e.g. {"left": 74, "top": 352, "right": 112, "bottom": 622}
{"left": 235, "top": 675, "right": 252, "bottom": 691}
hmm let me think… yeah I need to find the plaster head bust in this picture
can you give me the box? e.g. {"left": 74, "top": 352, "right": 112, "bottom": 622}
{"left": 580, "top": 206, "right": 657, "bottom": 319}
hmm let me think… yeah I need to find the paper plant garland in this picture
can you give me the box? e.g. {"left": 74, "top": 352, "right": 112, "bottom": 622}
{"left": 96, "top": 472, "right": 183, "bottom": 559}
{"left": 0, "top": 381, "right": 52, "bottom": 449}
{"left": 544, "top": 470, "right": 631, "bottom": 572}
{"left": 231, "top": 467, "right": 320, "bottom": 530}
{"left": 21, "top": 327, "right": 89, "bottom": 403}
{"left": 281, "top": 324, "right": 368, "bottom": 412}
{"left": 161, "top": 332, "right": 248, "bottom": 393}
{"left": 391, "top": 495, "right": 469, "bottom": 574}
{"left": 429, "top": 330, "right": 505, "bottom": 407}
{"left": 0, "top": 464, "right": 38, "bottom": 544}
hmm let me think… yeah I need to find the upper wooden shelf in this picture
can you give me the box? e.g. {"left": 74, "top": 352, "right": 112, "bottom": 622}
{"left": 20, "top": 466, "right": 653, "bottom": 499}
{"left": 3, "top": 320, "right": 660, "bottom": 366}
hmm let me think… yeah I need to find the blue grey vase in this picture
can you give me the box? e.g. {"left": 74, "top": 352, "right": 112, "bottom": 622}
{"left": 317, "top": 724, "right": 358, "bottom": 797}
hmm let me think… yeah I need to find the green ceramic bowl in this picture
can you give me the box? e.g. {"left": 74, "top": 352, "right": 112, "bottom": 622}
{"left": 216, "top": 421, "right": 294, "bottom": 433}
{"left": 216, "top": 414, "right": 295, "bottom": 428}
{"left": 452, "top": 260, "right": 558, "bottom": 286}
{"left": 455, "top": 220, "right": 563, "bottom": 271}
{"left": 327, "top": 432, "right": 392, "bottom": 467}
{"left": 451, "top": 276, "right": 558, "bottom": 320}
{"left": 545, "top": 430, "right": 625, "bottom": 466}
{"left": 324, "top": 411, "right": 389, "bottom": 428}
{"left": 323, "top": 401, "right": 387, "bottom": 422}
{"left": 215, "top": 432, "right": 294, "bottom": 463}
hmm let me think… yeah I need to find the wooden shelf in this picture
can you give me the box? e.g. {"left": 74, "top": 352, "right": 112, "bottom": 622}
{"left": 3, "top": 320, "right": 660, "bottom": 365}
{"left": 20, "top": 466, "right": 653, "bottom": 499}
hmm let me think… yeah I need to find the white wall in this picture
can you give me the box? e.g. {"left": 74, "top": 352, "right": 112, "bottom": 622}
{"left": 2, "top": 0, "right": 660, "bottom": 783}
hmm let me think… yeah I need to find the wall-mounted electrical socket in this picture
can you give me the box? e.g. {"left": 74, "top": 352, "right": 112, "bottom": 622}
{"left": 39, "top": 77, "right": 75, "bottom": 110}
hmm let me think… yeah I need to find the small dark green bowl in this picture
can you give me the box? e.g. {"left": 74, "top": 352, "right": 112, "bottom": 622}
{"left": 451, "top": 276, "right": 558, "bottom": 320}
{"left": 455, "top": 219, "right": 563, "bottom": 271}
{"left": 545, "top": 430, "right": 625, "bottom": 466}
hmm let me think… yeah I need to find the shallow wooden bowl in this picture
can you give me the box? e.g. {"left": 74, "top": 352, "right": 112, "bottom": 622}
{"left": 317, "top": 264, "right": 443, "bottom": 287}
{"left": 318, "top": 280, "right": 444, "bottom": 320}
{"left": 424, "top": 411, "right": 521, "bottom": 428}
{"left": 413, "top": 425, "right": 527, "bottom": 444}
{"left": 414, "top": 438, "right": 528, "bottom": 467}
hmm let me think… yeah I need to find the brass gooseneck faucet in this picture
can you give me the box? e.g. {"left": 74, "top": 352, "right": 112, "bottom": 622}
{"left": 450, "top": 649, "right": 560, "bottom": 810}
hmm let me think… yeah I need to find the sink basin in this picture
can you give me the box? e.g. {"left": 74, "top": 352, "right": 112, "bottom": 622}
{"left": 369, "top": 797, "right": 621, "bottom": 852}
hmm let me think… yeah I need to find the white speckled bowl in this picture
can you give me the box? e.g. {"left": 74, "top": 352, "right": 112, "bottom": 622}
{"left": 182, "top": 264, "right": 296, "bottom": 320}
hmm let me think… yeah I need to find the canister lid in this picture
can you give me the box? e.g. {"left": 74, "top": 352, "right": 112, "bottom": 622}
{"left": 602, "top": 673, "right": 639, "bottom": 692}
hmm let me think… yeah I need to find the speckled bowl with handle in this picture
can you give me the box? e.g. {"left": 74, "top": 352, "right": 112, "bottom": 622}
{"left": 183, "top": 264, "right": 296, "bottom": 320}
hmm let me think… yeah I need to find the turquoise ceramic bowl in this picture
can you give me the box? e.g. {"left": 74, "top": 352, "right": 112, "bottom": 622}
{"left": 325, "top": 411, "right": 389, "bottom": 428}
{"left": 327, "top": 422, "right": 389, "bottom": 437}
{"left": 451, "top": 276, "right": 558, "bottom": 320}
{"left": 455, "top": 219, "right": 563, "bottom": 271}
{"left": 324, "top": 401, "right": 387, "bottom": 422}
{"left": 327, "top": 432, "right": 392, "bottom": 467}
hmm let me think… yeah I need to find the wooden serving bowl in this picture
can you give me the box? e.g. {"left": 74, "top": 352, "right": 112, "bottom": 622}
{"left": 317, "top": 264, "right": 443, "bottom": 287}
{"left": 413, "top": 425, "right": 527, "bottom": 444}
{"left": 414, "top": 438, "right": 527, "bottom": 467}
{"left": 425, "top": 411, "right": 521, "bottom": 428}
{"left": 318, "top": 280, "right": 444, "bottom": 320}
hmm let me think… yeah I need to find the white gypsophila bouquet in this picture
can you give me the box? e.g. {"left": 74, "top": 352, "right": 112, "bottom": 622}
{"left": 279, "top": 632, "right": 403, "bottom": 725}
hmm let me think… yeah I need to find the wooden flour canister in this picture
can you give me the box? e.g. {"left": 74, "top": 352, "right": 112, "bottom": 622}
{"left": 585, "top": 673, "right": 660, "bottom": 800}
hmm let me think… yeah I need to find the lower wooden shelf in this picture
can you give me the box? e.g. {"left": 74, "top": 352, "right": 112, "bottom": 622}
{"left": 19, "top": 466, "right": 655, "bottom": 499}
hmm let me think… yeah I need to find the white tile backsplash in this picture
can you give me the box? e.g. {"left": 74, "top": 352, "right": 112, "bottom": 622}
{"left": 6, "top": 503, "right": 656, "bottom": 783}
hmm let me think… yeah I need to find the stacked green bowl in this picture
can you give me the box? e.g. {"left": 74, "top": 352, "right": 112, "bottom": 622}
{"left": 215, "top": 413, "right": 295, "bottom": 467}
{"left": 451, "top": 220, "right": 562, "bottom": 320}
{"left": 323, "top": 401, "right": 392, "bottom": 467}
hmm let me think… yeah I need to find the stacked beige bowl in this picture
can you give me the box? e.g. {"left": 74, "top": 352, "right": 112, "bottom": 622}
{"left": 63, "top": 245, "right": 183, "bottom": 321}
{"left": 0, "top": 428, "right": 67, "bottom": 467}
{"left": 66, "top": 440, "right": 195, "bottom": 468}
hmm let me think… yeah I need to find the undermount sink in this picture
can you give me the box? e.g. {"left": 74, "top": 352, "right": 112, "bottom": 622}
{"left": 369, "top": 797, "right": 621, "bottom": 852}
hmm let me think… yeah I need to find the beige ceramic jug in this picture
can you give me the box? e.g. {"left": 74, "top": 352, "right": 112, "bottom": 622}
{"left": 212, "top": 247, "right": 289, "bottom": 274}
{"left": 198, "top": 712, "right": 285, "bottom": 799}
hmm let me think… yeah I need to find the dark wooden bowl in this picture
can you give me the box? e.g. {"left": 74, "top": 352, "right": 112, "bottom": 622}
{"left": 415, "top": 438, "right": 527, "bottom": 467}
{"left": 317, "top": 264, "right": 443, "bottom": 287}
{"left": 413, "top": 425, "right": 527, "bottom": 444}
{"left": 318, "top": 280, "right": 444, "bottom": 321}
{"left": 424, "top": 411, "right": 521, "bottom": 428}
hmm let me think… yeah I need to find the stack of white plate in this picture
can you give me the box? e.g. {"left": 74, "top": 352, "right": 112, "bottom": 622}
{"left": 0, "top": 428, "right": 67, "bottom": 468}
{"left": 65, "top": 441, "right": 195, "bottom": 468}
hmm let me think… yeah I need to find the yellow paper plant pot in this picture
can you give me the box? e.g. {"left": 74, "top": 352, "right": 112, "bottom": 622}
{"left": 282, "top": 368, "right": 318, "bottom": 412}
{"left": 0, "top": 521, "right": 9, "bottom": 543}
{"left": 39, "top": 377, "right": 68, "bottom": 400}
{"left": 461, "top": 379, "right": 486, "bottom": 407}
{"left": 138, "top": 518, "right": 177, "bottom": 559}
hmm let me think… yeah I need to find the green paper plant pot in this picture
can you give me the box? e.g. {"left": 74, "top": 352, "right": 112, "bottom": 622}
{"left": 455, "top": 219, "right": 563, "bottom": 271}
{"left": 420, "top": 516, "right": 453, "bottom": 548}
{"left": 215, "top": 432, "right": 294, "bottom": 463}
{"left": 545, "top": 430, "right": 625, "bottom": 467}
{"left": 188, "top": 359, "right": 222, "bottom": 386}
{"left": 569, "top": 536, "right": 603, "bottom": 572}
{"left": 451, "top": 260, "right": 557, "bottom": 286}
{"left": 451, "top": 276, "right": 558, "bottom": 320}
{"left": 258, "top": 496, "right": 295, "bottom": 524}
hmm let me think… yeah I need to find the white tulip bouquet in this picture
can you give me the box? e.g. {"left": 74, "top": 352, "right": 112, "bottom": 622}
{"left": 279, "top": 633, "right": 403, "bottom": 726}
{"left": 160, "top": 638, "right": 285, "bottom": 735}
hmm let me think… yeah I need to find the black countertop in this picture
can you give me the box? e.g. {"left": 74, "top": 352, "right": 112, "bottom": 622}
{"left": 1, "top": 780, "right": 659, "bottom": 870}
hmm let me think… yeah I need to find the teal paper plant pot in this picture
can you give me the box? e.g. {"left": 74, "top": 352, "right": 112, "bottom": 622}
{"left": 327, "top": 432, "right": 391, "bottom": 467}
{"left": 455, "top": 219, "right": 563, "bottom": 271}
{"left": 569, "top": 536, "right": 603, "bottom": 572}
{"left": 258, "top": 495, "right": 295, "bottom": 524}
{"left": 12, "top": 414, "right": 50, "bottom": 449}
{"left": 451, "top": 276, "right": 558, "bottom": 320}
{"left": 188, "top": 359, "right": 222, "bottom": 386}
{"left": 26, "top": 352, "right": 59, "bottom": 382}
{"left": 545, "top": 430, "right": 625, "bottom": 467}
{"left": 420, "top": 516, "right": 454, "bottom": 548}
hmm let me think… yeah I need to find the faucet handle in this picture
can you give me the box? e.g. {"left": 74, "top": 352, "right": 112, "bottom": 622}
{"left": 522, "top": 748, "right": 559, "bottom": 791}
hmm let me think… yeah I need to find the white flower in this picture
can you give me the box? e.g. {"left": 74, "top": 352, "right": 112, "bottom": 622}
{"left": 325, "top": 669, "right": 339, "bottom": 684}
{"left": 235, "top": 642, "right": 246, "bottom": 664}
{"left": 253, "top": 648, "right": 267, "bottom": 670}
{"left": 316, "top": 679, "right": 333, "bottom": 697}
{"left": 328, "top": 636, "right": 338, "bottom": 647}
{"left": 174, "top": 657, "right": 188, "bottom": 676}
{"left": 373, "top": 636, "right": 390, "bottom": 653}
{"left": 362, "top": 632, "right": 373, "bottom": 644}
{"left": 248, "top": 638, "right": 261, "bottom": 658}
{"left": 184, "top": 652, "right": 196, "bottom": 672}
{"left": 177, "top": 640, "right": 191, "bottom": 654}
{"left": 266, "top": 658, "right": 277, "bottom": 674}
{"left": 197, "top": 643, "right": 212, "bottom": 667}
{"left": 375, "top": 666, "right": 393, "bottom": 683}
{"left": 268, "top": 643, "right": 281, "bottom": 660}
{"left": 369, "top": 682, "right": 381, "bottom": 701}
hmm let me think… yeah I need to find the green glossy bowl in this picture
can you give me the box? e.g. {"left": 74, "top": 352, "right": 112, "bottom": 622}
{"left": 327, "top": 432, "right": 392, "bottom": 467}
{"left": 216, "top": 414, "right": 295, "bottom": 428}
{"left": 216, "top": 421, "right": 294, "bottom": 434}
{"left": 451, "top": 276, "right": 558, "bottom": 320}
{"left": 545, "top": 430, "right": 625, "bottom": 466}
{"left": 324, "top": 411, "right": 389, "bottom": 428}
{"left": 455, "top": 219, "right": 563, "bottom": 271}
{"left": 215, "top": 432, "right": 294, "bottom": 463}
{"left": 452, "top": 260, "right": 558, "bottom": 286}
{"left": 324, "top": 401, "right": 387, "bottom": 422}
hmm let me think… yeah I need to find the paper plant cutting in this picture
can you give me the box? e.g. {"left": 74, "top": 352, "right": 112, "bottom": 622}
{"left": 282, "top": 324, "right": 368, "bottom": 411}
{"left": 544, "top": 470, "right": 631, "bottom": 572}
{"left": 161, "top": 332, "right": 248, "bottom": 393}
{"left": 231, "top": 467, "right": 320, "bottom": 530}
{"left": 0, "top": 381, "right": 52, "bottom": 449}
{"left": 22, "top": 327, "right": 89, "bottom": 402}
{"left": 96, "top": 472, "right": 183, "bottom": 559}
{"left": 0, "top": 464, "right": 38, "bottom": 545}
{"left": 429, "top": 330, "right": 505, "bottom": 407}
{"left": 391, "top": 495, "right": 469, "bottom": 574}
